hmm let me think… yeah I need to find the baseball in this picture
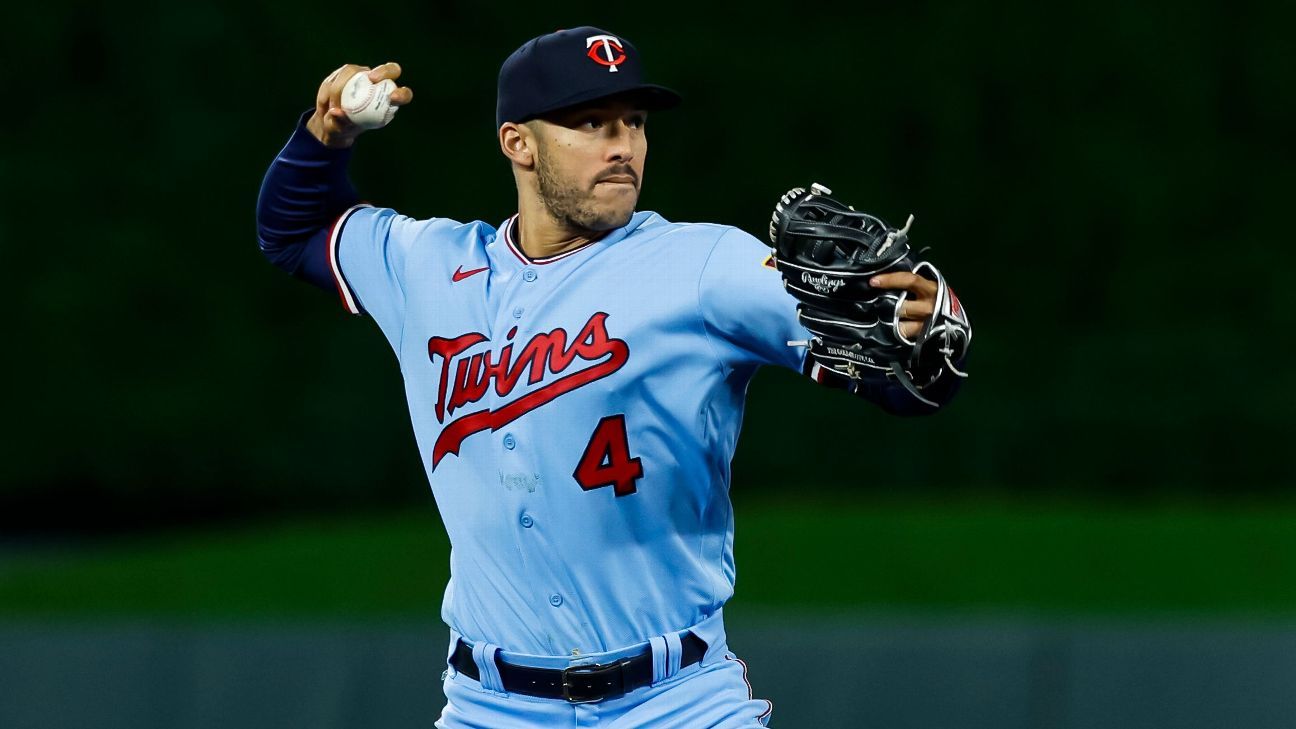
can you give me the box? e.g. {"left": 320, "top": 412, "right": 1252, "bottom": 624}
{"left": 340, "top": 72, "right": 399, "bottom": 130}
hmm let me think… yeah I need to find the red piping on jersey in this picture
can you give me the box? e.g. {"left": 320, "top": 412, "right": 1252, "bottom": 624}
{"left": 504, "top": 214, "right": 601, "bottom": 265}
{"left": 326, "top": 209, "right": 351, "bottom": 310}
{"left": 328, "top": 204, "right": 369, "bottom": 314}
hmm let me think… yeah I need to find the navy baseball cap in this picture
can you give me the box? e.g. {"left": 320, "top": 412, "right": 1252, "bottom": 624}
{"left": 496, "top": 26, "right": 681, "bottom": 128}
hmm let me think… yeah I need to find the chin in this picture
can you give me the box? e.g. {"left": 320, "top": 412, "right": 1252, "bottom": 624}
{"left": 602, "top": 207, "right": 636, "bottom": 230}
{"left": 584, "top": 202, "right": 637, "bottom": 232}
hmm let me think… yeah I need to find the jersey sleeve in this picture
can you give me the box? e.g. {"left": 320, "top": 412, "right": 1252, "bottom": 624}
{"left": 697, "top": 226, "right": 809, "bottom": 372}
{"left": 327, "top": 204, "right": 424, "bottom": 340}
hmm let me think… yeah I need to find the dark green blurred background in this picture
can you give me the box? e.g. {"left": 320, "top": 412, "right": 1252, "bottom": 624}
{"left": 3, "top": 3, "right": 1295, "bottom": 727}
{"left": 5, "top": 1, "right": 1293, "bottom": 529}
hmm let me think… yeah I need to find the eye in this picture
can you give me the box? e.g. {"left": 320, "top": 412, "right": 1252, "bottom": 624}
{"left": 626, "top": 114, "right": 646, "bottom": 129}
{"left": 579, "top": 117, "right": 603, "bottom": 130}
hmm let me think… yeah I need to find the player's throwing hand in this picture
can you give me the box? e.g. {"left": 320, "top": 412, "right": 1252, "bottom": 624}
{"left": 307, "top": 62, "right": 414, "bottom": 149}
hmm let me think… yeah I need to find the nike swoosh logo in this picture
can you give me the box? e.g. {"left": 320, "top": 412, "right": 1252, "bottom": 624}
{"left": 452, "top": 265, "right": 489, "bottom": 282}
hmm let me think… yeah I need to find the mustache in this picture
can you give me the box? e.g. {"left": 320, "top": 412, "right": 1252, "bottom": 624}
{"left": 594, "top": 166, "right": 640, "bottom": 187}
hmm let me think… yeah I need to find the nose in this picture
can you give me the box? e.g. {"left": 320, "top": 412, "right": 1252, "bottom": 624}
{"left": 604, "top": 121, "right": 635, "bottom": 163}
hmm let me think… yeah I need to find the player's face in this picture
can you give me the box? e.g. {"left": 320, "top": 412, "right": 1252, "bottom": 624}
{"left": 531, "top": 101, "right": 647, "bottom": 233}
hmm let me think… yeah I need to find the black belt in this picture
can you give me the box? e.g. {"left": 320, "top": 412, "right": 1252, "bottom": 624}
{"left": 450, "top": 632, "right": 708, "bottom": 703}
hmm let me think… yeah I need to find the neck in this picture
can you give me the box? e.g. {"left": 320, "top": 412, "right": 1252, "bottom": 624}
{"left": 514, "top": 194, "right": 608, "bottom": 259}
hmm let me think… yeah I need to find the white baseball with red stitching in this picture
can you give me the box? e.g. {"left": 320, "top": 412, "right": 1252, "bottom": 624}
{"left": 340, "top": 72, "right": 399, "bottom": 130}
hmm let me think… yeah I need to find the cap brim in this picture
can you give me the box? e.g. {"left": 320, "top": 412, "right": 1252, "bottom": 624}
{"left": 524, "top": 84, "right": 682, "bottom": 123}
{"left": 606, "top": 84, "right": 682, "bottom": 111}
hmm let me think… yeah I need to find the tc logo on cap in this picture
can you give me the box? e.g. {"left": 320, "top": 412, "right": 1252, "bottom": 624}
{"left": 586, "top": 34, "right": 626, "bottom": 72}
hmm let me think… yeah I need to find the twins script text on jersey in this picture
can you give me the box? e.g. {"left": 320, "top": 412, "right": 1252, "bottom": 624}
{"left": 427, "top": 312, "right": 629, "bottom": 467}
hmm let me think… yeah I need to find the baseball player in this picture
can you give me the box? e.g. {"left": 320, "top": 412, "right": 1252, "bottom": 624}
{"left": 256, "top": 27, "right": 968, "bottom": 728}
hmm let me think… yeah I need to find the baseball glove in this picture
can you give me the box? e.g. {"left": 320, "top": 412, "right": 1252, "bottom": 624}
{"left": 768, "top": 183, "right": 970, "bottom": 406}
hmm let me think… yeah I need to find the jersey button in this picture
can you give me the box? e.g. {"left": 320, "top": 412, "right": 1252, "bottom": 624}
{"left": 549, "top": 593, "right": 563, "bottom": 607}
{"left": 520, "top": 514, "right": 534, "bottom": 528}
{"left": 503, "top": 434, "right": 517, "bottom": 450}
{"left": 512, "top": 307, "right": 524, "bottom": 319}
{"left": 522, "top": 269, "right": 538, "bottom": 282}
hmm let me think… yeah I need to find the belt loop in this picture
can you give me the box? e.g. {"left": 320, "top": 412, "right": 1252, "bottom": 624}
{"left": 649, "top": 635, "right": 669, "bottom": 684}
{"left": 664, "top": 631, "right": 684, "bottom": 678}
{"left": 472, "top": 640, "right": 506, "bottom": 694}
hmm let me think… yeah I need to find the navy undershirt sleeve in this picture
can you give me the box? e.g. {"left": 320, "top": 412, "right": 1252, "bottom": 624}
{"left": 809, "top": 350, "right": 970, "bottom": 415}
{"left": 854, "top": 351, "right": 968, "bottom": 415}
{"left": 255, "top": 110, "right": 361, "bottom": 291}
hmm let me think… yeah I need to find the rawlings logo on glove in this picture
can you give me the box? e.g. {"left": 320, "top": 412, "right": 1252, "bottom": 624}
{"left": 768, "top": 183, "right": 971, "bottom": 406}
{"left": 800, "top": 272, "right": 847, "bottom": 294}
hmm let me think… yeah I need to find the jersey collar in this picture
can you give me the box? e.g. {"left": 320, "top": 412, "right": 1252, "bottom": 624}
{"left": 493, "top": 212, "right": 651, "bottom": 268}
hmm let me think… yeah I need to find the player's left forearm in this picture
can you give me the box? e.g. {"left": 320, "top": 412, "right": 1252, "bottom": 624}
{"left": 806, "top": 351, "right": 968, "bottom": 415}
{"left": 862, "top": 352, "right": 968, "bottom": 415}
{"left": 255, "top": 111, "right": 362, "bottom": 290}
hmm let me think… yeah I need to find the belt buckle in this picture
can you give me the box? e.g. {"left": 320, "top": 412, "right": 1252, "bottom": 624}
{"left": 560, "top": 659, "right": 630, "bottom": 704}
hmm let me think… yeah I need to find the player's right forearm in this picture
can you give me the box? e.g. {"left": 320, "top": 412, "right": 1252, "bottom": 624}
{"left": 254, "top": 111, "right": 361, "bottom": 290}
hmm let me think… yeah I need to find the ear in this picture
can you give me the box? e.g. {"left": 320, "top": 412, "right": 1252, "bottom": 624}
{"left": 499, "top": 122, "right": 536, "bottom": 168}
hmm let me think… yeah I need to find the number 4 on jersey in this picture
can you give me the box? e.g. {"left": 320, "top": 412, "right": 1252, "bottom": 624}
{"left": 573, "top": 414, "right": 643, "bottom": 497}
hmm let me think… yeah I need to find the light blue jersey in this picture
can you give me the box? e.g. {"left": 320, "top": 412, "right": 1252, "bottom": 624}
{"left": 327, "top": 207, "right": 807, "bottom": 660}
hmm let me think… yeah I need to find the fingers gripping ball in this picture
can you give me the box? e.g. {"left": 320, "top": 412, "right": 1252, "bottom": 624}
{"left": 769, "top": 183, "right": 971, "bottom": 406}
{"left": 341, "top": 72, "right": 399, "bottom": 130}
